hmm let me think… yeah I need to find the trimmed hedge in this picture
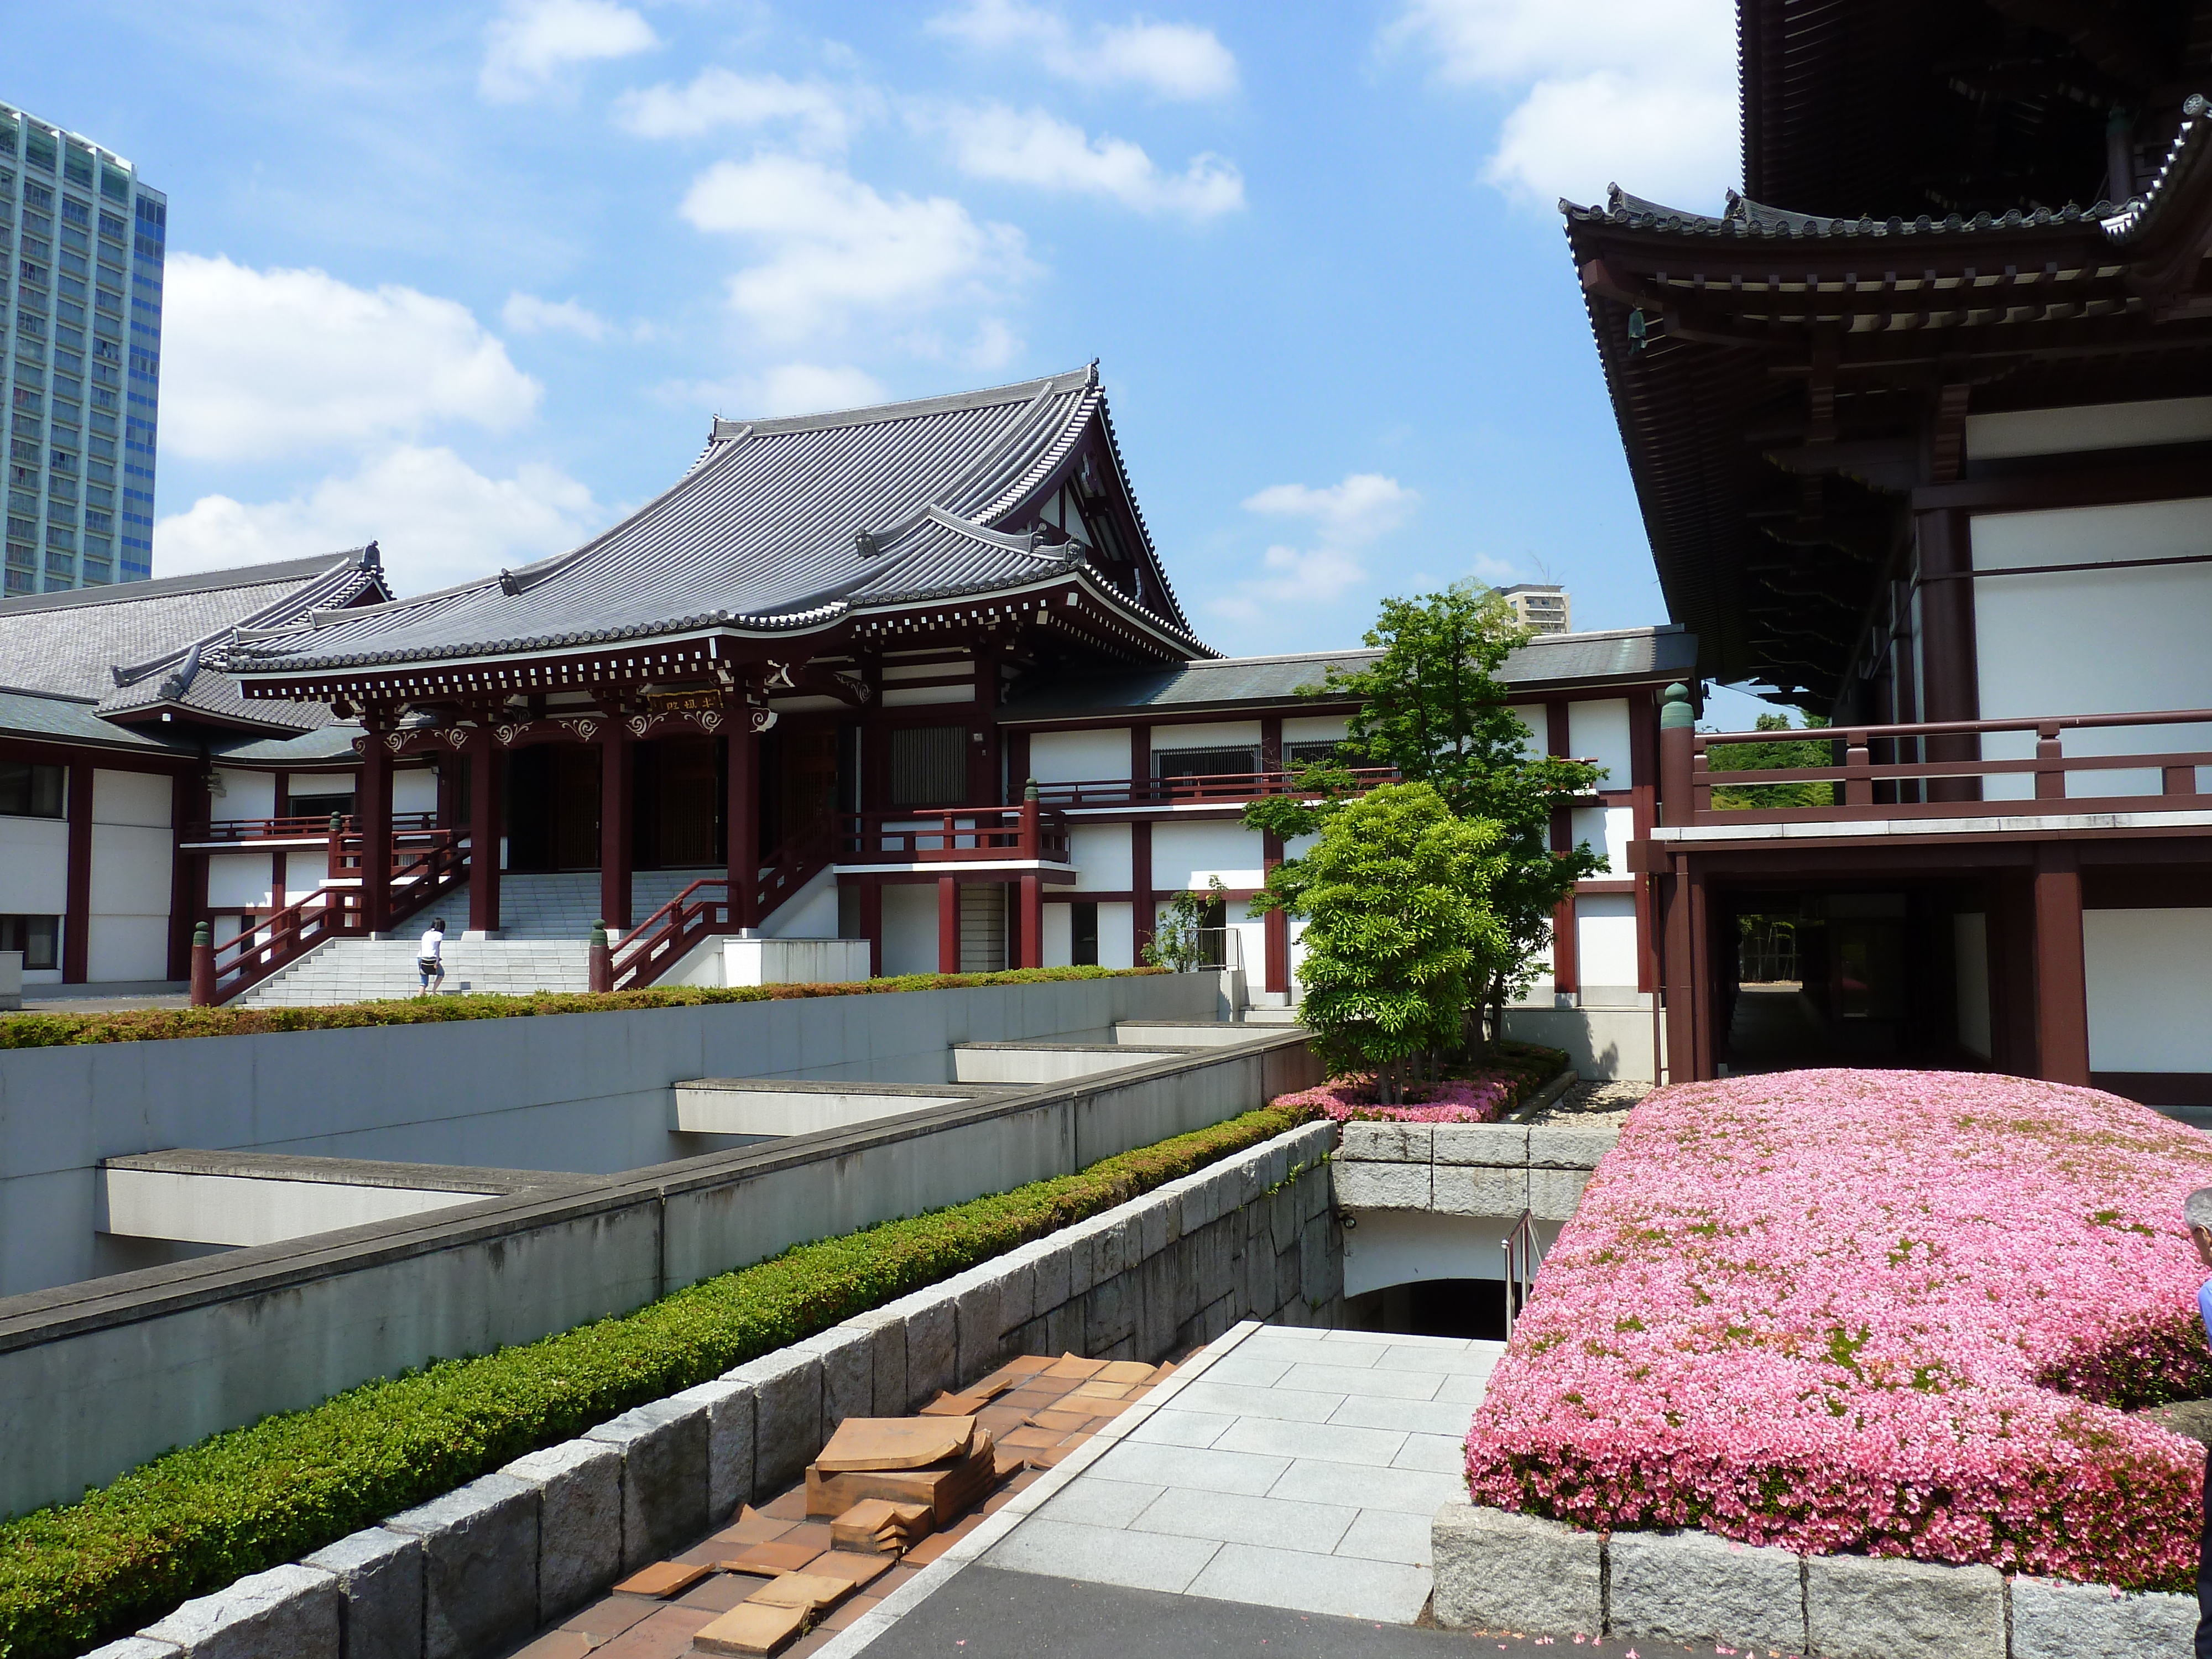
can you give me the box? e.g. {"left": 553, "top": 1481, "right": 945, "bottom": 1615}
{"left": 0, "top": 965, "right": 1165, "bottom": 1050}
{"left": 0, "top": 1099, "right": 1323, "bottom": 1658}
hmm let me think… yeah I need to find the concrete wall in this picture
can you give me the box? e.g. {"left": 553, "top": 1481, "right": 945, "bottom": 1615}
{"left": 88, "top": 1121, "right": 1342, "bottom": 1659}
{"left": 0, "top": 973, "right": 1217, "bottom": 1298}
{"left": 1503, "top": 1004, "right": 1665, "bottom": 1083}
{"left": 0, "top": 1021, "right": 1321, "bottom": 1520}
{"left": 90, "top": 767, "right": 173, "bottom": 982}
{"left": 2085, "top": 907, "right": 2212, "bottom": 1073}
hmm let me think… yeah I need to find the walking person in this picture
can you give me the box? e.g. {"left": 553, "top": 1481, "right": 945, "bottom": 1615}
{"left": 418, "top": 917, "right": 447, "bottom": 997}
{"left": 2188, "top": 1188, "right": 2212, "bottom": 1659}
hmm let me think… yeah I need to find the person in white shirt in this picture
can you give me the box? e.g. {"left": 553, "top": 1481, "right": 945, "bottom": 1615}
{"left": 418, "top": 919, "right": 447, "bottom": 995}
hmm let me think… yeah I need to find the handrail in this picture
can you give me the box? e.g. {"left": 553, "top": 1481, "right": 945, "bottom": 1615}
{"left": 1696, "top": 706, "right": 2212, "bottom": 749}
{"left": 1502, "top": 1207, "right": 1546, "bottom": 1342}
{"left": 186, "top": 812, "right": 439, "bottom": 843}
{"left": 833, "top": 807, "right": 1069, "bottom": 864}
{"left": 1032, "top": 767, "right": 1397, "bottom": 810}
{"left": 607, "top": 834, "right": 834, "bottom": 992}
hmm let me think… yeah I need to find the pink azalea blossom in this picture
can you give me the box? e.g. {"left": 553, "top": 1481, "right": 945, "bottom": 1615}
{"left": 1463, "top": 1070, "right": 2212, "bottom": 1590}
{"left": 1272, "top": 1073, "right": 1514, "bottom": 1125}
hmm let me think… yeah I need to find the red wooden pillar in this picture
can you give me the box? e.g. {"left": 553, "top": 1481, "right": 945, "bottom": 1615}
{"left": 1258, "top": 715, "right": 1288, "bottom": 994}
{"left": 1661, "top": 852, "right": 1697, "bottom": 1085}
{"left": 1546, "top": 701, "right": 1577, "bottom": 997}
{"left": 1658, "top": 683, "right": 1694, "bottom": 827}
{"left": 2032, "top": 842, "right": 2091, "bottom": 1084}
{"left": 860, "top": 881, "right": 883, "bottom": 978}
{"left": 600, "top": 726, "right": 634, "bottom": 931}
{"left": 167, "top": 770, "right": 199, "bottom": 982}
{"left": 62, "top": 759, "right": 93, "bottom": 983}
{"left": 1628, "top": 686, "right": 1658, "bottom": 993}
{"left": 1019, "top": 873, "right": 1043, "bottom": 969}
{"left": 468, "top": 732, "right": 503, "bottom": 935}
{"left": 1131, "top": 820, "right": 1155, "bottom": 961}
{"left": 269, "top": 773, "right": 290, "bottom": 919}
{"left": 937, "top": 876, "right": 960, "bottom": 974}
{"left": 358, "top": 734, "right": 393, "bottom": 934}
{"left": 1918, "top": 508, "right": 1983, "bottom": 802}
{"left": 728, "top": 722, "right": 761, "bottom": 930}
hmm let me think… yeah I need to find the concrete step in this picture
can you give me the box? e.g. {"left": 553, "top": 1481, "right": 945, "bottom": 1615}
{"left": 236, "top": 939, "right": 593, "bottom": 1007}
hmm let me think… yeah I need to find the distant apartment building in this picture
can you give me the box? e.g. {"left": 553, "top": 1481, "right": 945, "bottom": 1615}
{"left": 1, "top": 101, "right": 163, "bottom": 596}
{"left": 1500, "top": 582, "right": 1570, "bottom": 634}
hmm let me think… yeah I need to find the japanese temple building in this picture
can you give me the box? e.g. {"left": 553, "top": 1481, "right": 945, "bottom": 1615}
{"left": 0, "top": 363, "right": 1691, "bottom": 1061}
{"left": 1594, "top": 2, "right": 2212, "bottom": 1100}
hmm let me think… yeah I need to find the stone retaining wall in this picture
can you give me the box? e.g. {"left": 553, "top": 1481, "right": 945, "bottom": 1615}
{"left": 86, "top": 1121, "right": 1343, "bottom": 1659}
{"left": 1329, "top": 1119, "right": 1620, "bottom": 1219}
{"left": 1432, "top": 1503, "right": 2195, "bottom": 1659}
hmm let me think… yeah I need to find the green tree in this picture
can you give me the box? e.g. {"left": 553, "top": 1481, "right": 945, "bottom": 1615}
{"left": 1246, "top": 582, "right": 1603, "bottom": 1037}
{"left": 1141, "top": 878, "right": 1229, "bottom": 971}
{"left": 1708, "top": 711, "right": 1837, "bottom": 810}
{"left": 1251, "top": 782, "right": 1506, "bottom": 1101}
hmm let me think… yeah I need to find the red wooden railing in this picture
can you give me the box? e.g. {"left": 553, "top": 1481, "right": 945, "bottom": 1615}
{"left": 184, "top": 812, "right": 437, "bottom": 845}
{"left": 607, "top": 836, "right": 834, "bottom": 992}
{"left": 1689, "top": 707, "right": 2212, "bottom": 824}
{"left": 833, "top": 804, "right": 1070, "bottom": 863}
{"left": 1031, "top": 767, "right": 1396, "bottom": 810}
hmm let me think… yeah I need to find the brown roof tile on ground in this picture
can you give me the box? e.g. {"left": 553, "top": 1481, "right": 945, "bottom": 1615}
{"left": 1042, "top": 1354, "right": 1109, "bottom": 1380}
{"left": 593, "top": 1604, "right": 719, "bottom": 1659}
{"left": 972, "top": 1354, "right": 1053, "bottom": 1391}
{"left": 1019, "top": 1445, "right": 1071, "bottom": 1469}
{"left": 1000, "top": 1426, "right": 1063, "bottom": 1451}
{"left": 1094, "top": 1360, "right": 1156, "bottom": 1384}
{"left": 677, "top": 1574, "right": 773, "bottom": 1614}
{"left": 714, "top": 1541, "right": 823, "bottom": 1575}
{"left": 507, "top": 1630, "right": 599, "bottom": 1658}
{"left": 756, "top": 1488, "right": 811, "bottom": 1521}
{"left": 614, "top": 1561, "right": 714, "bottom": 1599}
{"left": 712, "top": 1508, "right": 795, "bottom": 1546}
{"left": 819, "top": 1593, "right": 882, "bottom": 1632}
{"left": 916, "top": 1392, "right": 992, "bottom": 1418}
{"left": 691, "top": 1600, "right": 811, "bottom": 1657}
{"left": 1024, "top": 1409, "right": 1094, "bottom": 1432}
{"left": 800, "top": 1552, "right": 893, "bottom": 1593}
{"left": 992, "top": 1448, "right": 1026, "bottom": 1483}
{"left": 744, "top": 1572, "right": 854, "bottom": 1614}
{"left": 1068, "top": 1380, "right": 1131, "bottom": 1400}
{"left": 975, "top": 1405, "right": 1027, "bottom": 1439}
{"left": 772, "top": 1521, "right": 834, "bottom": 1553}
{"left": 559, "top": 1597, "right": 659, "bottom": 1642}
{"left": 815, "top": 1416, "right": 974, "bottom": 1470}
{"left": 830, "top": 1498, "right": 929, "bottom": 1552}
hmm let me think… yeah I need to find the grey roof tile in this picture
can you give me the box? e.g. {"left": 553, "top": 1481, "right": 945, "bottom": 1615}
{"left": 218, "top": 366, "right": 1204, "bottom": 677}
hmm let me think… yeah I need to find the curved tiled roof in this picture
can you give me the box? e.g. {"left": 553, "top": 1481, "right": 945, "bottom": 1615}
{"left": 221, "top": 366, "right": 1204, "bottom": 678}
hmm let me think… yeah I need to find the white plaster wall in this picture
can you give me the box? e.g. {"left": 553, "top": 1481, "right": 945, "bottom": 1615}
{"left": 2084, "top": 908, "right": 2212, "bottom": 1074}
{"left": 1569, "top": 806, "right": 1636, "bottom": 874}
{"left": 1507, "top": 705, "right": 1545, "bottom": 757}
{"left": 880, "top": 881, "right": 939, "bottom": 978}
{"left": 0, "top": 817, "right": 68, "bottom": 912}
{"left": 1068, "top": 822, "right": 1133, "bottom": 891}
{"left": 289, "top": 773, "right": 354, "bottom": 800}
{"left": 1343, "top": 1209, "right": 1512, "bottom": 1297}
{"left": 211, "top": 769, "right": 275, "bottom": 821}
{"left": 392, "top": 769, "right": 439, "bottom": 815}
{"left": 1151, "top": 720, "right": 1259, "bottom": 754}
{"left": 1041, "top": 902, "right": 1072, "bottom": 967}
{"left": 1095, "top": 901, "right": 1134, "bottom": 969}
{"left": 1954, "top": 912, "right": 1991, "bottom": 1059}
{"left": 1281, "top": 715, "right": 1350, "bottom": 745}
{"left": 206, "top": 853, "right": 274, "bottom": 911}
{"left": 1029, "top": 728, "right": 1130, "bottom": 784}
{"left": 89, "top": 770, "right": 172, "bottom": 982}
{"left": 1965, "top": 396, "right": 2212, "bottom": 460}
{"left": 883, "top": 684, "right": 973, "bottom": 707}
{"left": 1567, "top": 697, "right": 1633, "bottom": 785}
{"left": 1150, "top": 821, "right": 1264, "bottom": 890}
{"left": 1973, "top": 499, "right": 2212, "bottom": 798}
{"left": 763, "top": 868, "right": 839, "bottom": 939}
{"left": 1575, "top": 895, "right": 1640, "bottom": 996}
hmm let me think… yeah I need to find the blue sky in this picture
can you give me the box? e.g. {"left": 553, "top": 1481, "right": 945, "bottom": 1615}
{"left": 12, "top": 0, "right": 1748, "bottom": 672}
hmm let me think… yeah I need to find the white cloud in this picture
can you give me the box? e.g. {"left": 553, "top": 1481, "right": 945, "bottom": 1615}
{"left": 481, "top": 0, "right": 658, "bottom": 102}
{"left": 614, "top": 68, "right": 873, "bottom": 152}
{"left": 502, "top": 291, "right": 608, "bottom": 341}
{"left": 1212, "top": 473, "right": 1419, "bottom": 623}
{"left": 934, "top": 104, "right": 1243, "bottom": 218}
{"left": 1387, "top": 0, "right": 1736, "bottom": 208}
{"left": 154, "top": 446, "right": 602, "bottom": 596}
{"left": 680, "top": 155, "right": 1031, "bottom": 343}
{"left": 161, "top": 254, "right": 541, "bottom": 462}
{"left": 667, "top": 362, "right": 892, "bottom": 420}
{"left": 1242, "top": 473, "right": 1417, "bottom": 544}
{"left": 929, "top": 0, "right": 1237, "bottom": 100}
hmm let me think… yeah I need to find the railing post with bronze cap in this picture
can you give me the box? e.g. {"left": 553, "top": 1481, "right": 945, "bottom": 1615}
{"left": 189, "top": 921, "right": 216, "bottom": 1006}
{"left": 2034, "top": 722, "right": 2065, "bottom": 800}
{"left": 1659, "top": 682, "right": 1695, "bottom": 825}
{"left": 588, "top": 921, "right": 613, "bottom": 994}
{"left": 1845, "top": 732, "right": 1874, "bottom": 807}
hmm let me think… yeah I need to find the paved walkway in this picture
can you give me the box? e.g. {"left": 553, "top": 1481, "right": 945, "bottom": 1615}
{"left": 984, "top": 1323, "right": 1493, "bottom": 1621}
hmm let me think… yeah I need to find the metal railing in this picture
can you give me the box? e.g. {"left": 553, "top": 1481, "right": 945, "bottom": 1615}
{"left": 832, "top": 804, "right": 1070, "bottom": 864}
{"left": 1502, "top": 1208, "right": 1547, "bottom": 1342}
{"left": 1032, "top": 767, "right": 1397, "bottom": 811}
{"left": 185, "top": 811, "right": 438, "bottom": 844}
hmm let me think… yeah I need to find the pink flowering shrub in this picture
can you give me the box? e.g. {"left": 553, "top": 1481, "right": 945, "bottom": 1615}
{"left": 1273, "top": 1073, "right": 1513, "bottom": 1124}
{"left": 1464, "top": 1070, "right": 2212, "bottom": 1590}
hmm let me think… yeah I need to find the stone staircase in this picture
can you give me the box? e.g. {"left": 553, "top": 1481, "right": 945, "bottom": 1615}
{"left": 234, "top": 870, "right": 722, "bottom": 1007}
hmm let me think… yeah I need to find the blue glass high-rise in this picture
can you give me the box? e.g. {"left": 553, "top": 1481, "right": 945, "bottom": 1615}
{"left": 1, "top": 101, "right": 162, "bottom": 595}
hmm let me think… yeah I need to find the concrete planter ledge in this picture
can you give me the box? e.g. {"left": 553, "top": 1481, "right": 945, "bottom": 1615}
{"left": 84, "top": 1121, "right": 1342, "bottom": 1659}
{"left": 1431, "top": 1503, "right": 2196, "bottom": 1659}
